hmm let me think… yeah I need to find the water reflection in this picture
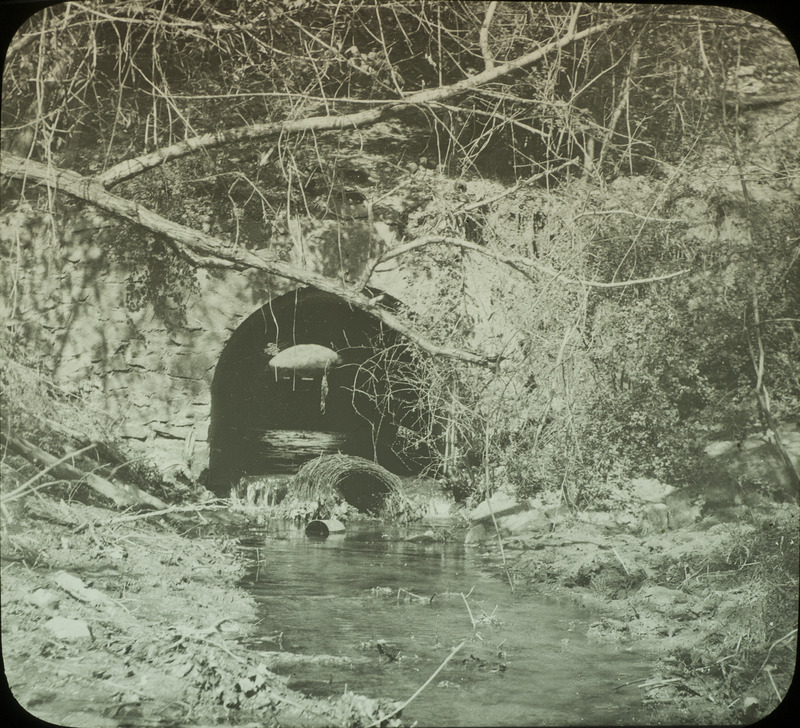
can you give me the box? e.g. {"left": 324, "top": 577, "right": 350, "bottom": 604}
{"left": 238, "top": 522, "right": 652, "bottom": 727}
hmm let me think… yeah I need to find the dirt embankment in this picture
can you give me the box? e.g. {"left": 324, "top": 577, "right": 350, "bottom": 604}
{"left": 480, "top": 501, "right": 799, "bottom": 725}
{"left": 1, "top": 497, "right": 400, "bottom": 728}
{"left": 2, "top": 464, "right": 796, "bottom": 728}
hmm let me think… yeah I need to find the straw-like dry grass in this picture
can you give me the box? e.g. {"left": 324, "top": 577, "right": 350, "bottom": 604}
{"left": 289, "top": 454, "right": 403, "bottom": 516}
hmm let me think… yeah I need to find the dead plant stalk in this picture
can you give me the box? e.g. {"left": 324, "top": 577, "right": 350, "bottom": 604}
{"left": 4, "top": 442, "right": 97, "bottom": 502}
{"left": 366, "top": 640, "right": 466, "bottom": 728}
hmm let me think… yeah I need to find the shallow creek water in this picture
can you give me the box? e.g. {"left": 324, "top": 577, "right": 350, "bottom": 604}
{"left": 238, "top": 522, "right": 653, "bottom": 726}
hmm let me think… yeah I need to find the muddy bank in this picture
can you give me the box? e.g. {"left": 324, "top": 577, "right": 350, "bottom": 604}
{"left": 1, "top": 497, "right": 400, "bottom": 727}
{"left": 466, "top": 498, "right": 798, "bottom": 725}
{"left": 2, "top": 467, "right": 796, "bottom": 727}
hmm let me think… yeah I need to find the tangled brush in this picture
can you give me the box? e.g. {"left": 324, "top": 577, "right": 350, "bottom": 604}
{"left": 288, "top": 454, "right": 404, "bottom": 517}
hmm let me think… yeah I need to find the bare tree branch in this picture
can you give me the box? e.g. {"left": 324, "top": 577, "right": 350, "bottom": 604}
{"left": 596, "top": 40, "right": 640, "bottom": 172}
{"left": 1, "top": 153, "right": 498, "bottom": 367}
{"left": 363, "top": 234, "right": 688, "bottom": 289}
{"left": 479, "top": 2, "right": 498, "bottom": 71}
{"left": 95, "top": 11, "right": 630, "bottom": 188}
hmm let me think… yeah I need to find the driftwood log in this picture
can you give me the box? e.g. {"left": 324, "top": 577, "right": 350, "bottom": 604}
{"left": 1, "top": 432, "right": 168, "bottom": 509}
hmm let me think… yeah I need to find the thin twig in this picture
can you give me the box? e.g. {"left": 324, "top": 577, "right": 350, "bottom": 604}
{"left": 572, "top": 209, "right": 686, "bottom": 223}
{"left": 482, "top": 426, "right": 514, "bottom": 592}
{"left": 764, "top": 667, "right": 782, "bottom": 701}
{"left": 102, "top": 504, "right": 229, "bottom": 525}
{"left": 758, "top": 628, "right": 797, "bottom": 676}
{"left": 4, "top": 479, "right": 71, "bottom": 504}
{"left": 5, "top": 442, "right": 98, "bottom": 500}
{"left": 397, "top": 587, "right": 428, "bottom": 604}
{"left": 461, "top": 591, "right": 477, "bottom": 628}
{"left": 614, "top": 675, "right": 683, "bottom": 692}
{"left": 612, "top": 547, "right": 630, "bottom": 576}
{"left": 368, "top": 234, "right": 688, "bottom": 290}
{"left": 365, "top": 641, "right": 466, "bottom": 728}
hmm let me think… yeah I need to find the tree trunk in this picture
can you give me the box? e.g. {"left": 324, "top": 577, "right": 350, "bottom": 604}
{"left": 1, "top": 153, "right": 497, "bottom": 367}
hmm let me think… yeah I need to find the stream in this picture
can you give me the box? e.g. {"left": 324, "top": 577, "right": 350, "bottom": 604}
{"left": 237, "top": 522, "right": 653, "bottom": 727}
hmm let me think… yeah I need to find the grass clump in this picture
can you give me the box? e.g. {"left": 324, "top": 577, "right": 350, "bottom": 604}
{"left": 652, "top": 507, "right": 798, "bottom": 720}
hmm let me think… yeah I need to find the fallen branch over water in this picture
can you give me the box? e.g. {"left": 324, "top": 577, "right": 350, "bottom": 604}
{"left": 1, "top": 153, "right": 500, "bottom": 368}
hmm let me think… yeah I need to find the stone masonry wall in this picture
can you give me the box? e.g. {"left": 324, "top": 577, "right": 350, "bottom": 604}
{"left": 0, "top": 207, "right": 405, "bottom": 479}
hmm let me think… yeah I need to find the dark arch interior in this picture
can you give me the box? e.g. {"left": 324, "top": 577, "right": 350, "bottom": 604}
{"left": 208, "top": 286, "right": 427, "bottom": 493}
{"left": 336, "top": 472, "right": 393, "bottom": 513}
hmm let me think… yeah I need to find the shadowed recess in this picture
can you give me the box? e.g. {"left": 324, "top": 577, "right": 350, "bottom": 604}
{"left": 208, "top": 286, "right": 425, "bottom": 493}
{"left": 289, "top": 454, "right": 403, "bottom": 515}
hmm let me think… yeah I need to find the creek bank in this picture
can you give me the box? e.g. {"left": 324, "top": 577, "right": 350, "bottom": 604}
{"left": 1, "top": 496, "right": 401, "bottom": 728}
{"left": 464, "top": 486, "right": 798, "bottom": 725}
{"left": 4, "top": 443, "right": 794, "bottom": 727}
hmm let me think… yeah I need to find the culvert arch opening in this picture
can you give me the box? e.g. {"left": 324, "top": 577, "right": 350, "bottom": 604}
{"left": 208, "top": 287, "right": 428, "bottom": 493}
{"left": 289, "top": 454, "right": 403, "bottom": 515}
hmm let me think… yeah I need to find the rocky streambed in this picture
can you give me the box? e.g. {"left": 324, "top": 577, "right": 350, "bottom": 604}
{"left": 1, "top": 498, "right": 400, "bottom": 728}
{"left": 1, "top": 458, "right": 797, "bottom": 727}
